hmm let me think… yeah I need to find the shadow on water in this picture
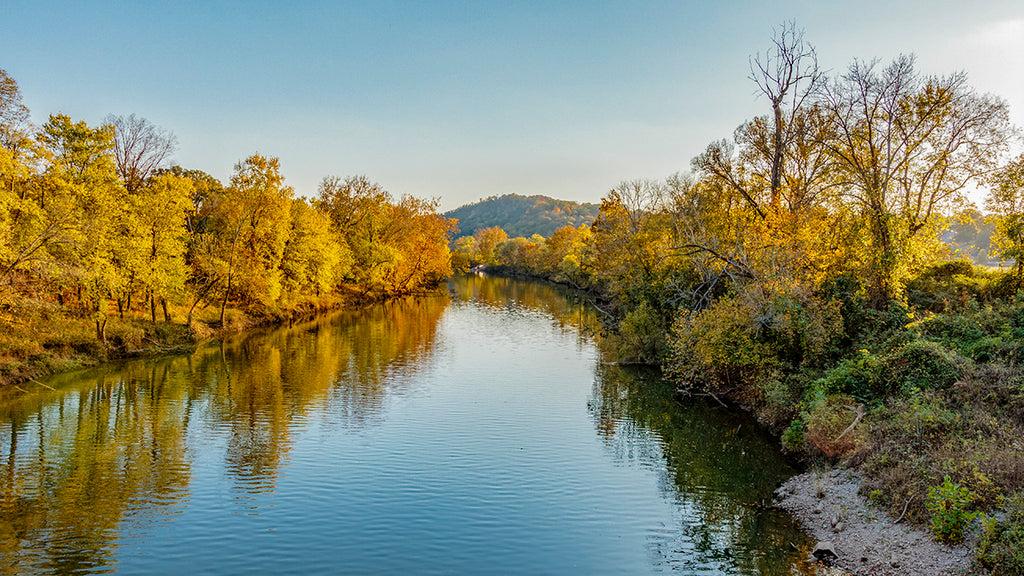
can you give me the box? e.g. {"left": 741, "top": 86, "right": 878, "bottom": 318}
{"left": 591, "top": 364, "right": 820, "bottom": 574}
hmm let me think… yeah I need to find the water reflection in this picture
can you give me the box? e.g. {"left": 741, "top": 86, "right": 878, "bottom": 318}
{"left": 0, "top": 361, "right": 192, "bottom": 575}
{"left": 0, "top": 276, "right": 817, "bottom": 575}
{"left": 591, "top": 365, "right": 817, "bottom": 574}
{"left": 0, "top": 293, "right": 450, "bottom": 574}
{"left": 450, "top": 274, "right": 603, "bottom": 341}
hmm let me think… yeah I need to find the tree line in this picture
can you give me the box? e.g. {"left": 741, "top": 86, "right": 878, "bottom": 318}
{"left": 0, "top": 70, "right": 454, "bottom": 342}
{"left": 456, "top": 23, "right": 1019, "bottom": 364}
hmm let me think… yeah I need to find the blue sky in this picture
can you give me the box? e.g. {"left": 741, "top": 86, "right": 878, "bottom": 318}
{"left": 3, "top": 1, "right": 1022, "bottom": 210}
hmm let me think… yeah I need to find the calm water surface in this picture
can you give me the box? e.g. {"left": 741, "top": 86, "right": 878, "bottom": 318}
{"left": 0, "top": 275, "right": 819, "bottom": 575}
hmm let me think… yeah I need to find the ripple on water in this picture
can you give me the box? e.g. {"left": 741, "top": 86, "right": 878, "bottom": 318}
{"left": 0, "top": 277, "right": 815, "bottom": 575}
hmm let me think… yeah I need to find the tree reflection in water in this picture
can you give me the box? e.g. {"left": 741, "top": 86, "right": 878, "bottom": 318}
{"left": 590, "top": 364, "right": 819, "bottom": 574}
{"left": 0, "top": 293, "right": 450, "bottom": 574}
{"left": 0, "top": 276, "right": 822, "bottom": 575}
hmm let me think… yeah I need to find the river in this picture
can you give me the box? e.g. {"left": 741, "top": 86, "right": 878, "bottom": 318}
{"left": 0, "top": 275, "right": 820, "bottom": 575}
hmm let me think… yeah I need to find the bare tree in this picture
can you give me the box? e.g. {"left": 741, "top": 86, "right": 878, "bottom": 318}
{"left": 694, "top": 23, "right": 825, "bottom": 218}
{"left": 106, "top": 113, "right": 177, "bottom": 192}
{"left": 749, "top": 21, "right": 823, "bottom": 209}
{"left": 0, "top": 69, "right": 30, "bottom": 144}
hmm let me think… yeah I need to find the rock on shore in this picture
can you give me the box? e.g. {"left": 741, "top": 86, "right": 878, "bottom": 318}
{"left": 774, "top": 468, "right": 973, "bottom": 576}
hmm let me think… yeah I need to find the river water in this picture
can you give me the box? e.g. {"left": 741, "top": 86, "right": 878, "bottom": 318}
{"left": 0, "top": 275, "right": 819, "bottom": 575}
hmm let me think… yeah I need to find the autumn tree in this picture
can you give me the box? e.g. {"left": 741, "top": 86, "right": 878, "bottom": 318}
{"left": 749, "top": 21, "right": 823, "bottom": 210}
{"left": 591, "top": 179, "right": 670, "bottom": 296}
{"left": 153, "top": 166, "right": 228, "bottom": 325}
{"left": 134, "top": 173, "right": 193, "bottom": 321}
{"left": 986, "top": 154, "right": 1024, "bottom": 280}
{"left": 473, "top": 226, "right": 508, "bottom": 265}
{"left": 207, "top": 154, "right": 293, "bottom": 323}
{"left": 818, "top": 55, "right": 1013, "bottom": 304}
{"left": 315, "top": 175, "right": 393, "bottom": 290}
{"left": 0, "top": 69, "right": 44, "bottom": 284}
{"left": 153, "top": 165, "right": 224, "bottom": 235}
{"left": 35, "top": 114, "right": 122, "bottom": 339}
{"left": 0, "top": 70, "right": 29, "bottom": 134}
{"left": 543, "top": 225, "right": 592, "bottom": 286}
{"left": 315, "top": 175, "right": 390, "bottom": 238}
{"left": 280, "top": 197, "right": 349, "bottom": 299}
{"left": 450, "top": 235, "right": 479, "bottom": 272}
{"left": 379, "top": 199, "right": 453, "bottom": 295}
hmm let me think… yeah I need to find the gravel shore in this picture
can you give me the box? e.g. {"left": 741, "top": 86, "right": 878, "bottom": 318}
{"left": 774, "top": 468, "right": 974, "bottom": 576}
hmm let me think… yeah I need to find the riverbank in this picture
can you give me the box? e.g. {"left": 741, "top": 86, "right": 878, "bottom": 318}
{"left": 775, "top": 468, "right": 973, "bottom": 576}
{"left": 0, "top": 285, "right": 413, "bottom": 390}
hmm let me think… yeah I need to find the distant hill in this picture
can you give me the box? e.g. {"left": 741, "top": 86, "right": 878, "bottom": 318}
{"left": 445, "top": 194, "right": 601, "bottom": 238}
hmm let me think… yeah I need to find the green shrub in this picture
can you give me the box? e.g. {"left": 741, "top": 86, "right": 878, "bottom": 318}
{"left": 926, "top": 475, "right": 976, "bottom": 543}
{"left": 890, "top": 392, "right": 960, "bottom": 438}
{"left": 817, "top": 273, "right": 867, "bottom": 343}
{"left": 868, "top": 489, "right": 888, "bottom": 507}
{"left": 906, "top": 260, "right": 996, "bottom": 312}
{"left": 882, "top": 340, "right": 963, "bottom": 393}
{"left": 757, "top": 374, "right": 808, "bottom": 428}
{"left": 977, "top": 493, "right": 1024, "bottom": 575}
{"left": 667, "top": 296, "right": 779, "bottom": 389}
{"left": 667, "top": 288, "right": 842, "bottom": 393}
{"left": 919, "top": 299, "right": 1011, "bottom": 351}
{"left": 616, "top": 300, "right": 668, "bottom": 364}
{"left": 780, "top": 418, "right": 806, "bottom": 452}
{"left": 818, "top": 349, "right": 883, "bottom": 401}
{"left": 965, "top": 335, "right": 1024, "bottom": 364}
{"left": 765, "top": 292, "right": 843, "bottom": 365}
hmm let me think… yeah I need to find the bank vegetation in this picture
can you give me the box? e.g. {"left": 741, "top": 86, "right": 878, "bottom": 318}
{"left": 450, "top": 24, "right": 1024, "bottom": 573}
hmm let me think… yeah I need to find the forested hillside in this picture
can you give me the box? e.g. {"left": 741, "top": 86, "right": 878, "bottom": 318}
{"left": 444, "top": 194, "right": 600, "bottom": 238}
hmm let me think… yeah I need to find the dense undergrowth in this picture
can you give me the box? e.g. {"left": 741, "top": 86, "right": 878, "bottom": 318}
{"left": 662, "top": 260, "right": 1024, "bottom": 573}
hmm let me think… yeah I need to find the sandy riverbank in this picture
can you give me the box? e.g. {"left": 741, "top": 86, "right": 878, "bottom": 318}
{"left": 775, "top": 468, "right": 974, "bottom": 576}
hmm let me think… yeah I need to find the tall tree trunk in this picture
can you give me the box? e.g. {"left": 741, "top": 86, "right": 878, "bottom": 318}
{"left": 867, "top": 211, "right": 897, "bottom": 308}
{"left": 220, "top": 228, "right": 242, "bottom": 326}
{"left": 150, "top": 292, "right": 157, "bottom": 323}
{"left": 95, "top": 317, "right": 107, "bottom": 346}
{"left": 770, "top": 98, "right": 784, "bottom": 210}
{"left": 220, "top": 275, "right": 231, "bottom": 325}
{"left": 161, "top": 298, "right": 170, "bottom": 323}
{"left": 187, "top": 280, "right": 217, "bottom": 327}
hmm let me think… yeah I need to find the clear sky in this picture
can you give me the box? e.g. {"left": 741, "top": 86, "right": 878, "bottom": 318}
{"left": 3, "top": 1, "right": 1022, "bottom": 211}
